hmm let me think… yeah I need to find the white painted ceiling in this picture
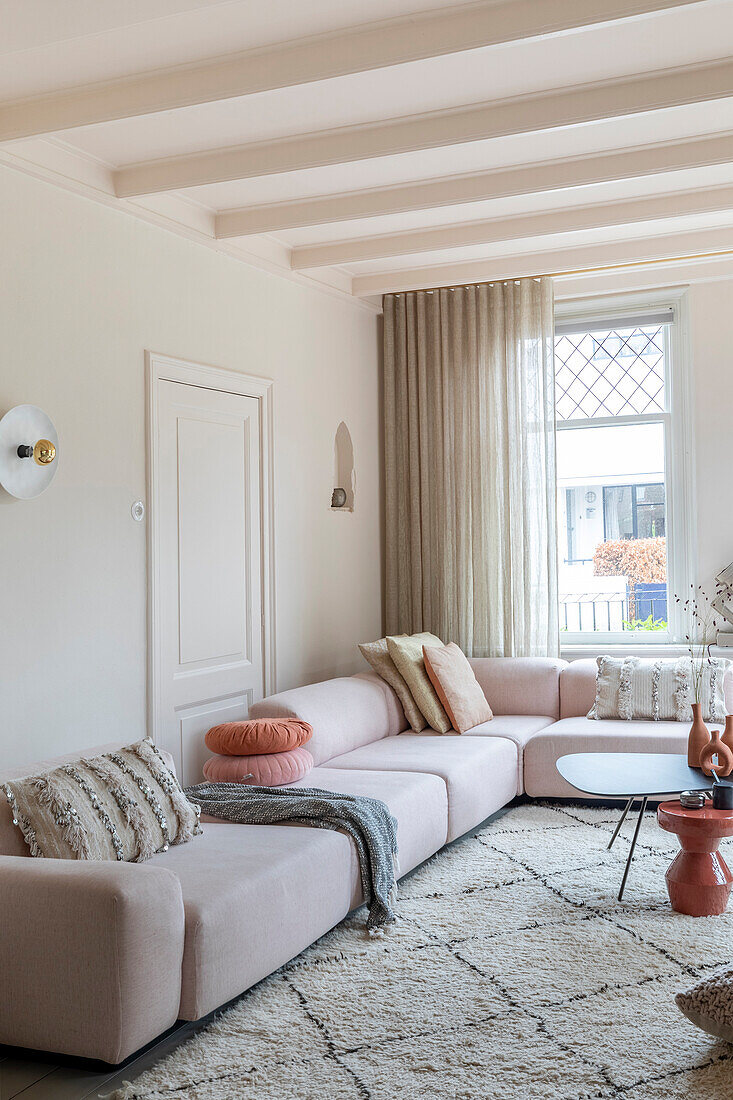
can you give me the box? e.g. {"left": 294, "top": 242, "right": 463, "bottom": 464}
{"left": 3, "top": 0, "right": 733, "bottom": 302}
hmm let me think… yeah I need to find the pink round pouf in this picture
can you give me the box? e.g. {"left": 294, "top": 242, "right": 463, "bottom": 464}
{"left": 203, "top": 746, "right": 314, "bottom": 786}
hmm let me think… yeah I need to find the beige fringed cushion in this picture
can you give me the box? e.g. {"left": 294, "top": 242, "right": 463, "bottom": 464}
{"left": 359, "top": 637, "right": 427, "bottom": 732}
{"left": 387, "top": 633, "right": 451, "bottom": 734}
{"left": 676, "top": 967, "right": 733, "bottom": 1042}
{"left": 2, "top": 739, "right": 202, "bottom": 862}
{"left": 589, "top": 655, "right": 729, "bottom": 722}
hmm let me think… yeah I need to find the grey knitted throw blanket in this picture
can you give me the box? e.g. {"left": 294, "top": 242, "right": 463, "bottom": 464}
{"left": 185, "top": 782, "right": 399, "bottom": 931}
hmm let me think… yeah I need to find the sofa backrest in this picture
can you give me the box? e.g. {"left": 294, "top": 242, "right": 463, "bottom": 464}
{"left": 0, "top": 741, "right": 178, "bottom": 857}
{"left": 560, "top": 658, "right": 733, "bottom": 718}
{"left": 469, "top": 657, "right": 565, "bottom": 719}
{"left": 248, "top": 670, "right": 407, "bottom": 766}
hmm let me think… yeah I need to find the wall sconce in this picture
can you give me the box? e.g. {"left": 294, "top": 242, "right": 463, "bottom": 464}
{"left": 0, "top": 405, "right": 59, "bottom": 499}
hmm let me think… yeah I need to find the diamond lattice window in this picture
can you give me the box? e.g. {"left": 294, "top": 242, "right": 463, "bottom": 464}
{"left": 554, "top": 325, "right": 666, "bottom": 421}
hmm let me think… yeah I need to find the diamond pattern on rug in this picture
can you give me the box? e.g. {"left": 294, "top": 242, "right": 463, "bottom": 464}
{"left": 109, "top": 802, "right": 733, "bottom": 1100}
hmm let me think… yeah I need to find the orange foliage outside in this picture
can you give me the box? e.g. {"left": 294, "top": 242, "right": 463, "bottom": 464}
{"left": 593, "top": 537, "right": 667, "bottom": 618}
{"left": 593, "top": 536, "right": 667, "bottom": 585}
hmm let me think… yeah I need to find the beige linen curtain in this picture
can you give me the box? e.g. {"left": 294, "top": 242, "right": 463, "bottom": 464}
{"left": 383, "top": 278, "right": 558, "bottom": 657}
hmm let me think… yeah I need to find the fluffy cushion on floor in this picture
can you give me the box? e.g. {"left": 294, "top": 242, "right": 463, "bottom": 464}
{"left": 359, "top": 637, "right": 427, "bottom": 733}
{"left": 423, "top": 642, "right": 493, "bottom": 733}
{"left": 386, "top": 632, "right": 451, "bottom": 733}
{"left": 203, "top": 747, "right": 314, "bottom": 786}
{"left": 676, "top": 966, "right": 733, "bottom": 1042}
{"left": 205, "top": 719, "right": 312, "bottom": 756}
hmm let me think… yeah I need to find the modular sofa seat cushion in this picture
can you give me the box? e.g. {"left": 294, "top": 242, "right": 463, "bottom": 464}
{"left": 469, "top": 657, "right": 565, "bottom": 719}
{"left": 523, "top": 717, "right": 696, "bottom": 798}
{"left": 150, "top": 822, "right": 357, "bottom": 1021}
{"left": 321, "top": 735, "right": 517, "bottom": 841}
{"left": 289, "top": 766, "right": 448, "bottom": 880}
{"left": 560, "top": 658, "right": 733, "bottom": 719}
{"left": 463, "top": 715, "right": 557, "bottom": 794}
{"left": 204, "top": 746, "right": 314, "bottom": 785}
{"left": 0, "top": 855, "right": 185, "bottom": 1064}
{"left": 248, "top": 671, "right": 406, "bottom": 766}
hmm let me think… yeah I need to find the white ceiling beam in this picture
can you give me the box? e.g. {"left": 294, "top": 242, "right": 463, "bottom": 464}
{"left": 351, "top": 225, "right": 733, "bottom": 296}
{"left": 291, "top": 182, "right": 733, "bottom": 268}
{"left": 0, "top": 0, "right": 705, "bottom": 141}
{"left": 114, "top": 58, "right": 733, "bottom": 197}
{"left": 215, "top": 133, "right": 733, "bottom": 238}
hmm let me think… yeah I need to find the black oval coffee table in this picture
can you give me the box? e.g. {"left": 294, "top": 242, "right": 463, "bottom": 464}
{"left": 556, "top": 752, "right": 709, "bottom": 900}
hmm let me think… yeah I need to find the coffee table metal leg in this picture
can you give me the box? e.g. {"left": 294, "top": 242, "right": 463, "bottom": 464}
{"left": 608, "top": 796, "right": 634, "bottom": 850}
{"left": 618, "top": 796, "right": 647, "bottom": 901}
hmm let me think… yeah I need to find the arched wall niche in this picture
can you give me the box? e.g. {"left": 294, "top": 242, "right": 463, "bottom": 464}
{"left": 332, "top": 421, "right": 355, "bottom": 512}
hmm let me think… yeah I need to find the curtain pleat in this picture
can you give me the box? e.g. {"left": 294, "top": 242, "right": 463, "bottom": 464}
{"left": 383, "top": 278, "right": 558, "bottom": 657}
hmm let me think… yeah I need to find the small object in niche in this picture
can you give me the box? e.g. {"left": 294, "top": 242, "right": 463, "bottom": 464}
{"left": 680, "top": 790, "right": 706, "bottom": 810}
{"left": 331, "top": 487, "right": 347, "bottom": 508}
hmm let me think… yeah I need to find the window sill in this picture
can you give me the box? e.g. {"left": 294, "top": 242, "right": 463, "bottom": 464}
{"left": 560, "top": 642, "right": 689, "bottom": 661}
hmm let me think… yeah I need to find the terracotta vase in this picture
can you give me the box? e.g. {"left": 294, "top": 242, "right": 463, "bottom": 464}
{"left": 688, "top": 702, "right": 711, "bottom": 769}
{"left": 722, "top": 715, "right": 733, "bottom": 758}
{"left": 700, "top": 728, "right": 733, "bottom": 778}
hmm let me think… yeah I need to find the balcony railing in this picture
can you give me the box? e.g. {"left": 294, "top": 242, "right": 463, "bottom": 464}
{"left": 560, "top": 585, "right": 668, "bottom": 632}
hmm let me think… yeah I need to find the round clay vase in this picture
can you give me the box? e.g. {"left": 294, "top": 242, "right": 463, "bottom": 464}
{"left": 688, "top": 702, "right": 711, "bottom": 769}
{"left": 699, "top": 728, "right": 733, "bottom": 778}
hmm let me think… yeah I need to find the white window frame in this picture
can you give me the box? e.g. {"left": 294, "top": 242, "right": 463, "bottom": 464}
{"left": 554, "top": 289, "right": 695, "bottom": 648}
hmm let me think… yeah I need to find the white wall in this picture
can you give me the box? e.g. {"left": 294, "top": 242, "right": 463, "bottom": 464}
{"left": 687, "top": 279, "right": 733, "bottom": 594}
{"left": 0, "top": 165, "right": 383, "bottom": 770}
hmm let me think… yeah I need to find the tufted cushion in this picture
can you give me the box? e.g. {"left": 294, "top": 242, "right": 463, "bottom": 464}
{"left": 205, "top": 719, "right": 312, "bottom": 757}
{"left": 676, "top": 966, "right": 733, "bottom": 1042}
{"left": 203, "top": 747, "right": 314, "bottom": 786}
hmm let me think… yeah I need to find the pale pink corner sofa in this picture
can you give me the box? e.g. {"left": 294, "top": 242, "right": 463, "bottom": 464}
{"left": 1, "top": 657, "right": 727, "bottom": 1066}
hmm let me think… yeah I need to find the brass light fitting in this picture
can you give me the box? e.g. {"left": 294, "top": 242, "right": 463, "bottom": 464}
{"left": 17, "top": 439, "right": 56, "bottom": 465}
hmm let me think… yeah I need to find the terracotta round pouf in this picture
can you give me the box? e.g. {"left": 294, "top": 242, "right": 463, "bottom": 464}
{"left": 657, "top": 800, "right": 733, "bottom": 916}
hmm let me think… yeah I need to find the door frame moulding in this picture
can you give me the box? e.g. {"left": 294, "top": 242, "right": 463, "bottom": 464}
{"left": 146, "top": 351, "right": 277, "bottom": 749}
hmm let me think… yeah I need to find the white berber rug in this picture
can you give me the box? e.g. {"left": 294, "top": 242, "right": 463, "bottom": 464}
{"left": 112, "top": 802, "right": 733, "bottom": 1099}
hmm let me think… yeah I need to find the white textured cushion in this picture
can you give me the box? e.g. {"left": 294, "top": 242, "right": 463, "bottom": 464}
{"left": 589, "top": 655, "right": 729, "bottom": 723}
{"left": 676, "top": 967, "right": 733, "bottom": 1042}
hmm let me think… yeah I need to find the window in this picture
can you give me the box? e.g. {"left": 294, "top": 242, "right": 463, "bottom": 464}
{"left": 554, "top": 297, "right": 692, "bottom": 643}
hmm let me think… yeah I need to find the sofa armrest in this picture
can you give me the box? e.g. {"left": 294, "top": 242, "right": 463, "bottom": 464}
{"left": 0, "top": 856, "right": 185, "bottom": 1064}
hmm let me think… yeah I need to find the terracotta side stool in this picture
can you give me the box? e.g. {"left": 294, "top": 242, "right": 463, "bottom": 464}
{"left": 657, "top": 800, "right": 733, "bottom": 916}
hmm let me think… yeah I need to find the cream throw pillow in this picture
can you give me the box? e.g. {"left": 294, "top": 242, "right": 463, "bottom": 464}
{"left": 423, "top": 642, "right": 493, "bottom": 733}
{"left": 676, "top": 967, "right": 733, "bottom": 1042}
{"left": 359, "top": 637, "right": 426, "bottom": 732}
{"left": 589, "top": 655, "right": 729, "bottom": 722}
{"left": 2, "top": 739, "right": 202, "bottom": 862}
{"left": 387, "top": 633, "right": 451, "bottom": 733}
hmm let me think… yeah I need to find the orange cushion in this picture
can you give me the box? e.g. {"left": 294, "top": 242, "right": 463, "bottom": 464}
{"left": 423, "top": 642, "right": 493, "bottom": 734}
{"left": 203, "top": 747, "right": 314, "bottom": 786}
{"left": 205, "top": 719, "right": 312, "bottom": 757}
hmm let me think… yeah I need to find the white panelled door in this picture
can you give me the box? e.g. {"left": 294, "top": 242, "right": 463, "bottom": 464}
{"left": 156, "top": 379, "right": 264, "bottom": 785}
